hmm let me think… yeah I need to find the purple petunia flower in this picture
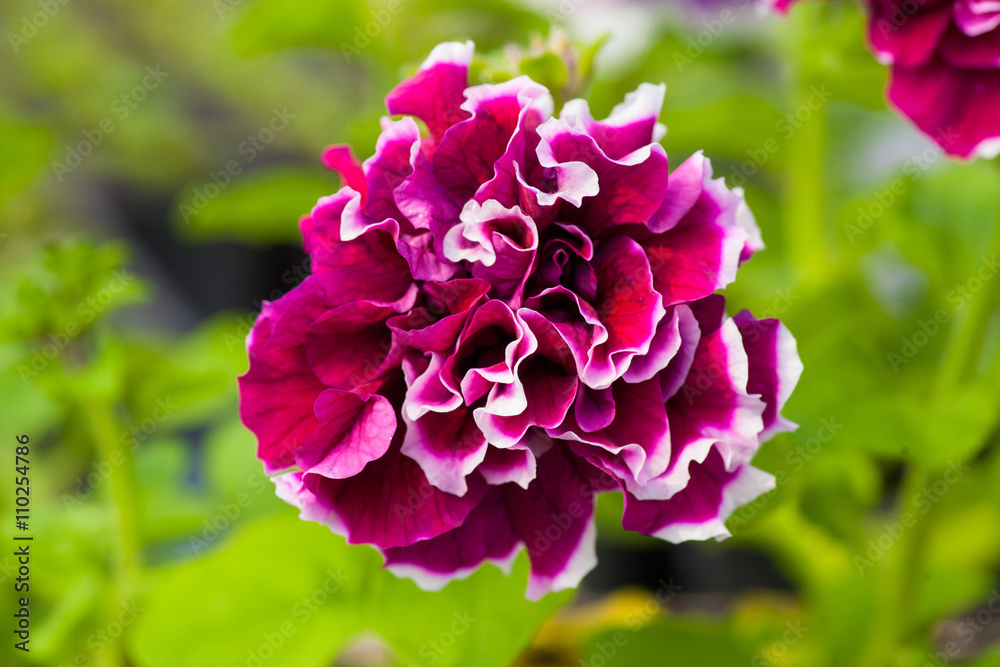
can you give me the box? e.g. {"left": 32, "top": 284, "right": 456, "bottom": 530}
{"left": 238, "top": 41, "right": 802, "bottom": 599}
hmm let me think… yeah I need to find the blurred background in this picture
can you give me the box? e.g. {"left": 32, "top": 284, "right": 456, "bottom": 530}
{"left": 3, "top": 0, "right": 1000, "bottom": 665}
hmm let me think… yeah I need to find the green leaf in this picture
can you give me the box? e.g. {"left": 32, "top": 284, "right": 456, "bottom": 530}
{"left": 130, "top": 512, "right": 572, "bottom": 667}
{"left": 581, "top": 617, "right": 754, "bottom": 666}
{"left": 130, "top": 514, "right": 367, "bottom": 667}
{"left": 373, "top": 552, "right": 570, "bottom": 667}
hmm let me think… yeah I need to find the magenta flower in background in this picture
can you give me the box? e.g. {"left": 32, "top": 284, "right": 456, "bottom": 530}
{"left": 776, "top": 0, "right": 1000, "bottom": 159}
{"left": 869, "top": 0, "right": 1000, "bottom": 158}
{"left": 238, "top": 41, "right": 802, "bottom": 599}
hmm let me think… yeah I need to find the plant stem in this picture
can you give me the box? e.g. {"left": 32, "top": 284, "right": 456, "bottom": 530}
{"left": 880, "top": 171, "right": 1000, "bottom": 664}
{"left": 888, "top": 466, "right": 933, "bottom": 657}
{"left": 86, "top": 399, "right": 142, "bottom": 667}
{"left": 936, "top": 209, "right": 1000, "bottom": 392}
{"left": 782, "top": 10, "right": 831, "bottom": 285}
{"left": 784, "top": 88, "right": 828, "bottom": 283}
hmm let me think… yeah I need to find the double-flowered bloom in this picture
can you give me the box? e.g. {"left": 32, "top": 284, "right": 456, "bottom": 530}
{"left": 238, "top": 42, "right": 802, "bottom": 599}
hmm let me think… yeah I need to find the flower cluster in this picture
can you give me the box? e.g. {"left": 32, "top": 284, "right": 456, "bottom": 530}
{"left": 238, "top": 42, "right": 802, "bottom": 599}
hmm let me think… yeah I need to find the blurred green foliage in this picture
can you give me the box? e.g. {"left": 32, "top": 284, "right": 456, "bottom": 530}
{"left": 3, "top": 0, "right": 1000, "bottom": 665}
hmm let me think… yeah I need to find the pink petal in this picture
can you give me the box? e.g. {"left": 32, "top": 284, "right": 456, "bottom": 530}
{"left": 299, "top": 442, "right": 489, "bottom": 548}
{"left": 402, "top": 406, "right": 488, "bottom": 496}
{"left": 888, "top": 60, "right": 1000, "bottom": 158}
{"left": 621, "top": 448, "right": 774, "bottom": 542}
{"left": 385, "top": 41, "right": 475, "bottom": 145}
{"left": 733, "top": 311, "right": 803, "bottom": 440}
{"left": 560, "top": 83, "right": 666, "bottom": 160}
{"left": 295, "top": 389, "right": 397, "bottom": 479}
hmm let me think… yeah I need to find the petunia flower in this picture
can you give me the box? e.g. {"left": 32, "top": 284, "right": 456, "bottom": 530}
{"left": 238, "top": 41, "right": 802, "bottom": 599}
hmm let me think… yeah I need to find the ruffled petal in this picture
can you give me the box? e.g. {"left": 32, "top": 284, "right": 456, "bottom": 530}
{"left": 434, "top": 77, "right": 552, "bottom": 201}
{"left": 584, "top": 236, "right": 667, "bottom": 389}
{"left": 868, "top": 0, "right": 953, "bottom": 67}
{"left": 305, "top": 289, "right": 417, "bottom": 394}
{"left": 560, "top": 83, "right": 667, "bottom": 159}
{"left": 382, "top": 489, "right": 521, "bottom": 589}
{"left": 621, "top": 448, "right": 774, "bottom": 542}
{"left": 402, "top": 405, "right": 488, "bottom": 496}
{"left": 305, "top": 196, "right": 415, "bottom": 304}
{"left": 551, "top": 377, "right": 672, "bottom": 488}
{"left": 294, "top": 442, "right": 489, "bottom": 548}
{"left": 503, "top": 445, "right": 607, "bottom": 599}
{"left": 888, "top": 60, "right": 1000, "bottom": 158}
{"left": 637, "top": 159, "right": 751, "bottom": 306}
{"left": 536, "top": 117, "right": 670, "bottom": 232}
{"left": 665, "top": 317, "right": 766, "bottom": 475}
{"left": 295, "top": 389, "right": 397, "bottom": 479}
{"left": 443, "top": 199, "right": 539, "bottom": 306}
{"left": 239, "top": 280, "right": 330, "bottom": 473}
{"left": 733, "top": 311, "right": 803, "bottom": 440}
{"left": 321, "top": 145, "right": 367, "bottom": 198}
{"left": 954, "top": 0, "right": 1000, "bottom": 36}
{"left": 385, "top": 41, "right": 475, "bottom": 144}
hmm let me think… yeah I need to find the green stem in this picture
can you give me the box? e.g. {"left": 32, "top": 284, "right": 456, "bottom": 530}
{"left": 86, "top": 400, "right": 142, "bottom": 667}
{"left": 876, "top": 182, "right": 1000, "bottom": 665}
{"left": 785, "top": 105, "right": 827, "bottom": 280}
{"left": 783, "top": 37, "right": 830, "bottom": 284}
{"left": 888, "top": 466, "right": 934, "bottom": 656}
{"left": 856, "top": 465, "right": 933, "bottom": 667}
{"left": 936, "top": 211, "right": 1000, "bottom": 392}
